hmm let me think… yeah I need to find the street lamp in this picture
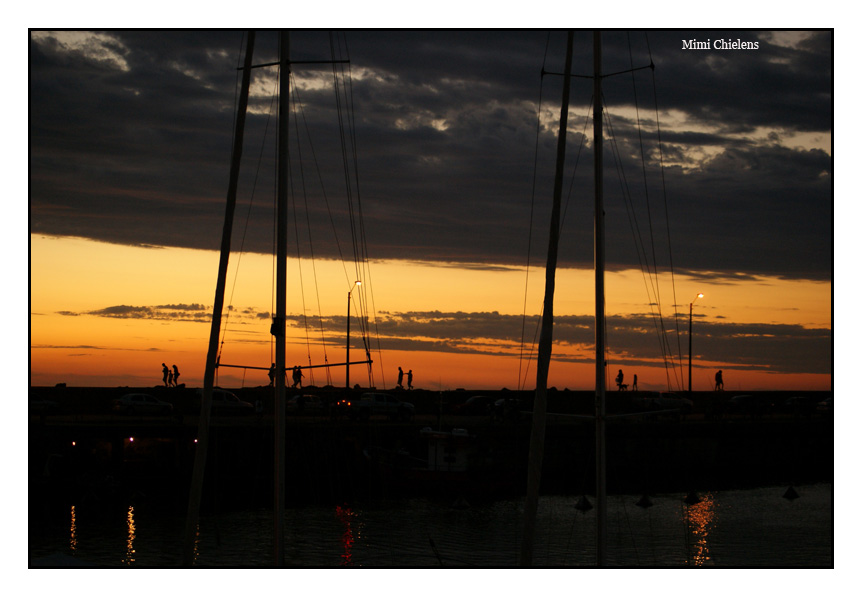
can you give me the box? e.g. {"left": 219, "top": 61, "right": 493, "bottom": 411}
{"left": 688, "top": 293, "right": 704, "bottom": 396}
{"left": 346, "top": 280, "right": 361, "bottom": 389}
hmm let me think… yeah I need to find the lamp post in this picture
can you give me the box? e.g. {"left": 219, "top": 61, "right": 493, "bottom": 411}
{"left": 346, "top": 280, "right": 361, "bottom": 389}
{"left": 688, "top": 293, "right": 704, "bottom": 396}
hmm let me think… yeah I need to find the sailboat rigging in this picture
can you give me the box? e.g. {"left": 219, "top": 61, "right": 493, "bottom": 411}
{"left": 183, "top": 30, "right": 372, "bottom": 567}
{"left": 520, "top": 30, "right": 655, "bottom": 567}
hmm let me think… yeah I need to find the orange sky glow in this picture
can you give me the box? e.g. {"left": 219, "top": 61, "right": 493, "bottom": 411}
{"left": 30, "top": 234, "right": 831, "bottom": 391}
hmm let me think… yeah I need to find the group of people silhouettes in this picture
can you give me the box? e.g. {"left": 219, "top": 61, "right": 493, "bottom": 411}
{"left": 267, "top": 364, "right": 305, "bottom": 388}
{"left": 612, "top": 368, "right": 725, "bottom": 391}
{"left": 161, "top": 363, "right": 181, "bottom": 387}
{"left": 396, "top": 366, "right": 414, "bottom": 390}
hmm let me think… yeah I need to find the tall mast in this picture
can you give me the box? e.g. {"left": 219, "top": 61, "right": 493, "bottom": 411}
{"left": 274, "top": 30, "right": 290, "bottom": 568}
{"left": 183, "top": 31, "right": 256, "bottom": 566}
{"left": 593, "top": 29, "right": 608, "bottom": 567}
{"left": 519, "top": 29, "right": 573, "bottom": 567}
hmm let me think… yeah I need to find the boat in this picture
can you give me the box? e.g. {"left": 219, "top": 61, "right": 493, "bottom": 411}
{"left": 370, "top": 426, "right": 517, "bottom": 501}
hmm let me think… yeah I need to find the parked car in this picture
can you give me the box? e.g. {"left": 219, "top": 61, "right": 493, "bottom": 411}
{"left": 454, "top": 395, "right": 494, "bottom": 415}
{"left": 783, "top": 395, "right": 822, "bottom": 415}
{"left": 816, "top": 396, "right": 833, "bottom": 413}
{"left": 113, "top": 393, "right": 172, "bottom": 415}
{"left": 632, "top": 392, "right": 693, "bottom": 413}
{"left": 346, "top": 393, "right": 415, "bottom": 421}
{"left": 200, "top": 389, "right": 254, "bottom": 415}
{"left": 726, "top": 394, "right": 776, "bottom": 415}
{"left": 493, "top": 397, "right": 524, "bottom": 422}
{"left": 286, "top": 394, "right": 327, "bottom": 414}
{"left": 29, "top": 397, "right": 60, "bottom": 414}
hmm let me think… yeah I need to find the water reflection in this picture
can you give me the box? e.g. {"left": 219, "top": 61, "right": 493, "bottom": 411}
{"left": 69, "top": 505, "right": 77, "bottom": 554}
{"left": 123, "top": 506, "right": 136, "bottom": 565}
{"left": 30, "top": 485, "right": 831, "bottom": 567}
{"left": 335, "top": 505, "right": 355, "bottom": 566}
{"left": 684, "top": 493, "right": 716, "bottom": 566}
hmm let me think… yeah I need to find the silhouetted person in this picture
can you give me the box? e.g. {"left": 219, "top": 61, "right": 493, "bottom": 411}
{"left": 172, "top": 365, "right": 180, "bottom": 387}
{"left": 715, "top": 370, "right": 724, "bottom": 391}
{"left": 292, "top": 366, "right": 303, "bottom": 388}
{"left": 632, "top": 374, "right": 638, "bottom": 391}
{"left": 397, "top": 367, "right": 404, "bottom": 389}
{"left": 162, "top": 363, "right": 170, "bottom": 386}
{"left": 615, "top": 369, "right": 624, "bottom": 391}
{"left": 167, "top": 370, "right": 174, "bottom": 386}
{"left": 268, "top": 363, "right": 276, "bottom": 386}
{"left": 407, "top": 369, "right": 413, "bottom": 390}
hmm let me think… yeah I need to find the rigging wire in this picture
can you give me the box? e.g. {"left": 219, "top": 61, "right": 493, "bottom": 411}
{"left": 331, "top": 32, "right": 379, "bottom": 387}
{"left": 518, "top": 32, "right": 551, "bottom": 392}
{"left": 602, "top": 91, "right": 681, "bottom": 390}
{"left": 644, "top": 32, "right": 686, "bottom": 389}
{"left": 288, "top": 75, "right": 317, "bottom": 385}
{"left": 209, "top": 32, "right": 379, "bottom": 391}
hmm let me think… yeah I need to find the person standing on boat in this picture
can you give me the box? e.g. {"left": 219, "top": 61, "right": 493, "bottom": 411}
{"left": 407, "top": 369, "right": 413, "bottom": 390}
{"left": 162, "top": 363, "right": 170, "bottom": 387}
{"left": 715, "top": 370, "right": 724, "bottom": 391}
{"left": 615, "top": 369, "right": 624, "bottom": 391}
{"left": 172, "top": 365, "right": 180, "bottom": 387}
{"left": 397, "top": 367, "right": 404, "bottom": 389}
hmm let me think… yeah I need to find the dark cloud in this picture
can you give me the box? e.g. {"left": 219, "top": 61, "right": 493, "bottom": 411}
{"left": 60, "top": 303, "right": 212, "bottom": 322}
{"left": 30, "top": 30, "right": 831, "bottom": 280}
{"left": 67, "top": 299, "right": 828, "bottom": 377}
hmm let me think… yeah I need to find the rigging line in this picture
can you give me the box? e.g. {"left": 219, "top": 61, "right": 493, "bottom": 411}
{"left": 600, "top": 101, "right": 671, "bottom": 385}
{"left": 216, "top": 32, "right": 250, "bottom": 365}
{"left": 645, "top": 32, "right": 685, "bottom": 389}
{"left": 289, "top": 76, "right": 317, "bottom": 386}
{"left": 559, "top": 95, "right": 594, "bottom": 236}
{"left": 329, "top": 38, "right": 364, "bottom": 314}
{"left": 518, "top": 32, "right": 550, "bottom": 392}
{"left": 602, "top": 93, "right": 678, "bottom": 389}
{"left": 222, "top": 67, "right": 280, "bottom": 363}
{"left": 334, "top": 32, "right": 379, "bottom": 386}
{"left": 328, "top": 36, "right": 360, "bottom": 283}
{"left": 627, "top": 33, "right": 681, "bottom": 389}
{"left": 290, "top": 78, "right": 334, "bottom": 383}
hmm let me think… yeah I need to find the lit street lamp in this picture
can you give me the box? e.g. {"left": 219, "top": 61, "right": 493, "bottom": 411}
{"left": 346, "top": 281, "right": 361, "bottom": 389}
{"left": 688, "top": 292, "right": 704, "bottom": 396}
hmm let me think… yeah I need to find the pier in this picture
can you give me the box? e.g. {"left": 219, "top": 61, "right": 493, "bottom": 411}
{"left": 30, "top": 386, "right": 832, "bottom": 509}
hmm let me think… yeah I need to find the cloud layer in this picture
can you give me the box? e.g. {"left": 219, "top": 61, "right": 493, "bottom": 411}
{"left": 30, "top": 30, "right": 832, "bottom": 280}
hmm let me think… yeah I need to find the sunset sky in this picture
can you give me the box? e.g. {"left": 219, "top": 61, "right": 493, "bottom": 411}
{"left": 28, "top": 29, "right": 833, "bottom": 392}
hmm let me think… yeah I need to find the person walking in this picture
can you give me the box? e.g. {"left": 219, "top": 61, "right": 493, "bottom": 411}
{"left": 172, "top": 365, "right": 180, "bottom": 387}
{"left": 397, "top": 367, "right": 404, "bottom": 389}
{"left": 292, "top": 366, "right": 304, "bottom": 389}
{"left": 162, "top": 363, "right": 170, "bottom": 387}
{"left": 615, "top": 369, "right": 624, "bottom": 391}
{"left": 715, "top": 370, "right": 724, "bottom": 391}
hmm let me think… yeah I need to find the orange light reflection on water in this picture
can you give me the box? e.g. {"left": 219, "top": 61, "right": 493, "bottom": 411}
{"left": 69, "top": 505, "right": 77, "bottom": 554}
{"left": 335, "top": 505, "right": 355, "bottom": 566}
{"left": 123, "top": 506, "right": 136, "bottom": 565}
{"left": 684, "top": 493, "right": 716, "bottom": 566}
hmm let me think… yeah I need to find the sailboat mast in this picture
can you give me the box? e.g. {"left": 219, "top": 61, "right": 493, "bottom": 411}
{"left": 274, "top": 30, "right": 290, "bottom": 568}
{"left": 593, "top": 30, "right": 608, "bottom": 567}
{"left": 182, "top": 31, "right": 256, "bottom": 567}
{"left": 519, "top": 29, "right": 573, "bottom": 568}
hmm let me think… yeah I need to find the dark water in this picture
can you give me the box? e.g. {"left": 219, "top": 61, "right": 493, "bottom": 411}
{"left": 30, "top": 484, "right": 832, "bottom": 567}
